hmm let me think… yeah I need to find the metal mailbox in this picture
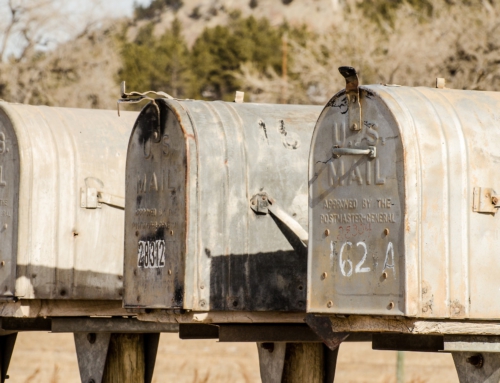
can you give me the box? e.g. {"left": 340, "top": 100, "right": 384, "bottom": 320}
{"left": 124, "top": 100, "right": 322, "bottom": 311}
{"left": 308, "top": 73, "right": 500, "bottom": 319}
{"left": 0, "top": 102, "right": 137, "bottom": 301}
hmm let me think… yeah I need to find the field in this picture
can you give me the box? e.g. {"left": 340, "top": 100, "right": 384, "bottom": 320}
{"left": 8, "top": 331, "right": 458, "bottom": 382}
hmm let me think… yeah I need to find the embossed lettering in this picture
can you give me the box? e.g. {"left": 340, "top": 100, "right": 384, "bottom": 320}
{"left": 375, "top": 159, "right": 385, "bottom": 185}
{"left": 0, "top": 166, "right": 6, "bottom": 187}
{"left": 149, "top": 172, "right": 158, "bottom": 191}
{"left": 333, "top": 122, "right": 346, "bottom": 146}
{"left": 162, "top": 134, "right": 170, "bottom": 156}
{"left": 377, "top": 198, "right": 392, "bottom": 208}
{"left": 348, "top": 165, "right": 363, "bottom": 186}
{"left": 328, "top": 160, "right": 344, "bottom": 186}
{"left": 0, "top": 132, "right": 5, "bottom": 154}
{"left": 137, "top": 174, "right": 147, "bottom": 193}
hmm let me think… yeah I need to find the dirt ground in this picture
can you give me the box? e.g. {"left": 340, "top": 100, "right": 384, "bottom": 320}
{"left": 8, "top": 332, "right": 458, "bottom": 382}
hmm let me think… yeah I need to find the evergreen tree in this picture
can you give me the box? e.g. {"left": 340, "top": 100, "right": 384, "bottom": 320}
{"left": 119, "top": 18, "right": 191, "bottom": 98}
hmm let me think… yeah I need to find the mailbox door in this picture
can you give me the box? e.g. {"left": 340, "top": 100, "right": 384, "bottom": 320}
{"left": 308, "top": 87, "right": 405, "bottom": 315}
{"left": 0, "top": 110, "right": 19, "bottom": 299}
{"left": 124, "top": 102, "right": 187, "bottom": 308}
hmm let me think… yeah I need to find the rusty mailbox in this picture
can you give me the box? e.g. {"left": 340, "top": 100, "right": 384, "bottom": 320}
{"left": 0, "top": 102, "right": 137, "bottom": 301}
{"left": 124, "top": 100, "right": 322, "bottom": 311}
{"left": 308, "top": 68, "right": 500, "bottom": 319}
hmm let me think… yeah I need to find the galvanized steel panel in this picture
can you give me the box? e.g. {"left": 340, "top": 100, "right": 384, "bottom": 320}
{"left": 0, "top": 102, "right": 137, "bottom": 300}
{"left": 125, "top": 100, "right": 322, "bottom": 311}
{"left": 308, "top": 85, "right": 500, "bottom": 319}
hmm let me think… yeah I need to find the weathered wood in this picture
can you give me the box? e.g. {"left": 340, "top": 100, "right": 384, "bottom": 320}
{"left": 281, "top": 343, "right": 324, "bottom": 383}
{"left": 0, "top": 300, "right": 128, "bottom": 318}
{"left": 102, "top": 334, "right": 145, "bottom": 383}
{"left": 138, "top": 310, "right": 307, "bottom": 324}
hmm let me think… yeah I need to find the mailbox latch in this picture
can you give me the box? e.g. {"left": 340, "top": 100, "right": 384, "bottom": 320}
{"left": 473, "top": 187, "right": 500, "bottom": 214}
{"left": 339, "top": 66, "right": 361, "bottom": 131}
{"left": 80, "top": 188, "right": 125, "bottom": 210}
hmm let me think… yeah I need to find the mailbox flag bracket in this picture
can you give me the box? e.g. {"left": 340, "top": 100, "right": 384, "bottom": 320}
{"left": 80, "top": 187, "right": 125, "bottom": 210}
{"left": 338, "top": 66, "right": 362, "bottom": 131}
{"left": 250, "top": 192, "right": 308, "bottom": 247}
{"left": 473, "top": 187, "right": 500, "bottom": 214}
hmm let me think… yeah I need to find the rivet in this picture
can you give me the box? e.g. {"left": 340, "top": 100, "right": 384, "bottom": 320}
{"left": 324, "top": 229, "right": 330, "bottom": 236}
{"left": 422, "top": 307, "right": 428, "bottom": 313}
{"left": 384, "top": 228, "right": 390, "bottom": 236}
{"left": 351, "top": 123, "right": 358, "bottom": 130}
{"left": 388, "top": 301, "right": 394, "bottom": 310}
{"left": 168, "top": 269, "right": 172, "bottom": 275}
{"left": 0, "top": 261, "right": 5, "bottom": 267}
{"left": 200, "top": 300, "right": 206, "bottom": 307}
{"left": 321, "top": 272, "right": 327, "bottom": 280}
{"left": 200, "top": 285, "right": 204, "bottom": 289}
{"left": 382, "top": 272, "right": 388, "bottom": 279}
{"left": 327, "top": 301, "right": 333, "bottom": 308}
{"left": 170, "top": 230, "right": 174, "bottom": 236}
{"left": 152, "top": 131, "right": 159, "bottom": 140}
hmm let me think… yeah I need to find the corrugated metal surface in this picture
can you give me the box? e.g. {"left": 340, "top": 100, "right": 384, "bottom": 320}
{"left": 308, "top": 85, "right": 500, "bottom": 319}
{"left": 0, "top": 102, "right": 137, "bottom": 300}
{"left": 125, "top": 100, "right": 322, "bottom": 311}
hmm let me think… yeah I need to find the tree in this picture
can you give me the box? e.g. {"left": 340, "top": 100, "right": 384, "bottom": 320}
{"left": 118, "top": 18, "right": 192, "bottom": 98}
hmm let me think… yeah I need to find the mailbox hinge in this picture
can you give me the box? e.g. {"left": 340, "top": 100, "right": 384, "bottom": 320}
{"left": 339, "top": 66, "right": 361, "bottom": 131}
{"left": 473, "top": 187, "right": 500, "bottom": 214}
{"left": 80, "top": 188, "right": 125, "bottom": 210}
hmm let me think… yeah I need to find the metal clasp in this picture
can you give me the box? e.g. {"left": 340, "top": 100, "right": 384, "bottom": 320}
{"left": 339, "top": 66, "right": 361, "bottom": 131}
{"left": 473, "top": 187, "right": 500, "bottom": 214}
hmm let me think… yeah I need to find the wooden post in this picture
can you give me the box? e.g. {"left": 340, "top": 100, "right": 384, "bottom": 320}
{"left": 281, "top": 343, "right": 324, "bottom": 383}
{"left": 102, "top": 334, "right": 145, "bottom": 383}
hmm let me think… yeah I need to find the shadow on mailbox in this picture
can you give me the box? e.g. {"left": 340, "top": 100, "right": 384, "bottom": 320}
{"left": 124, "top": 100, "right": 322, "bottom": 312}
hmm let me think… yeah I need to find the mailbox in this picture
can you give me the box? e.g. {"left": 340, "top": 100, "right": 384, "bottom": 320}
{"left": 0, "top": 102, "right": 137, "bottom": 301}
{"left": 124, "top": 100, "right": 322, "bottom": 311}
{"left": 308, "top": 70, "right": 500, "bottom": 319}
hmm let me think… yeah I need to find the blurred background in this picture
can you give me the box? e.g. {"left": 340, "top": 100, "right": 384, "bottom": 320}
{"left": 1, "top": 0, "right": 499, "bottom": 109}
{"left": 0, "top": 0, "right": 490, "bottom": 381}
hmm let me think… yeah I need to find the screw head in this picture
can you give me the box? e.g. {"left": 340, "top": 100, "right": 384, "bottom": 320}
{"left": 321, "top": 272, "right": 328, "bottom": 280}
{"left": 382, "top": 272, "right": 388, "bottom": 279}
{"left": 152, "top": 131, "right": 159, "bottom": 140}
{"left": 327, "top": 301, "right": 333, "bottom": 308}
{"left": 384, "top": 228, "right": 390, "bottom": 236}
{"left": 388, "top": 301, "right": 395, "bottom": 310}
{"left": 168, "top": 269, "right": 172, "bottom": 275}
{"left": 324, "top": 229, "right": 330, "bottom": 236}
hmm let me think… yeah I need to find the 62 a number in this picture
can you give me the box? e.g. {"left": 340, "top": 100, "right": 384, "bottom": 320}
{"left": 336, "top": 241, "right": 395, "bottom": 277}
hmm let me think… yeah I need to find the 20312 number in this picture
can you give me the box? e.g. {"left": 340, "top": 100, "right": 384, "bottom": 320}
{"left": 137, "top": 239, "right": 166, "bottom": 268}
